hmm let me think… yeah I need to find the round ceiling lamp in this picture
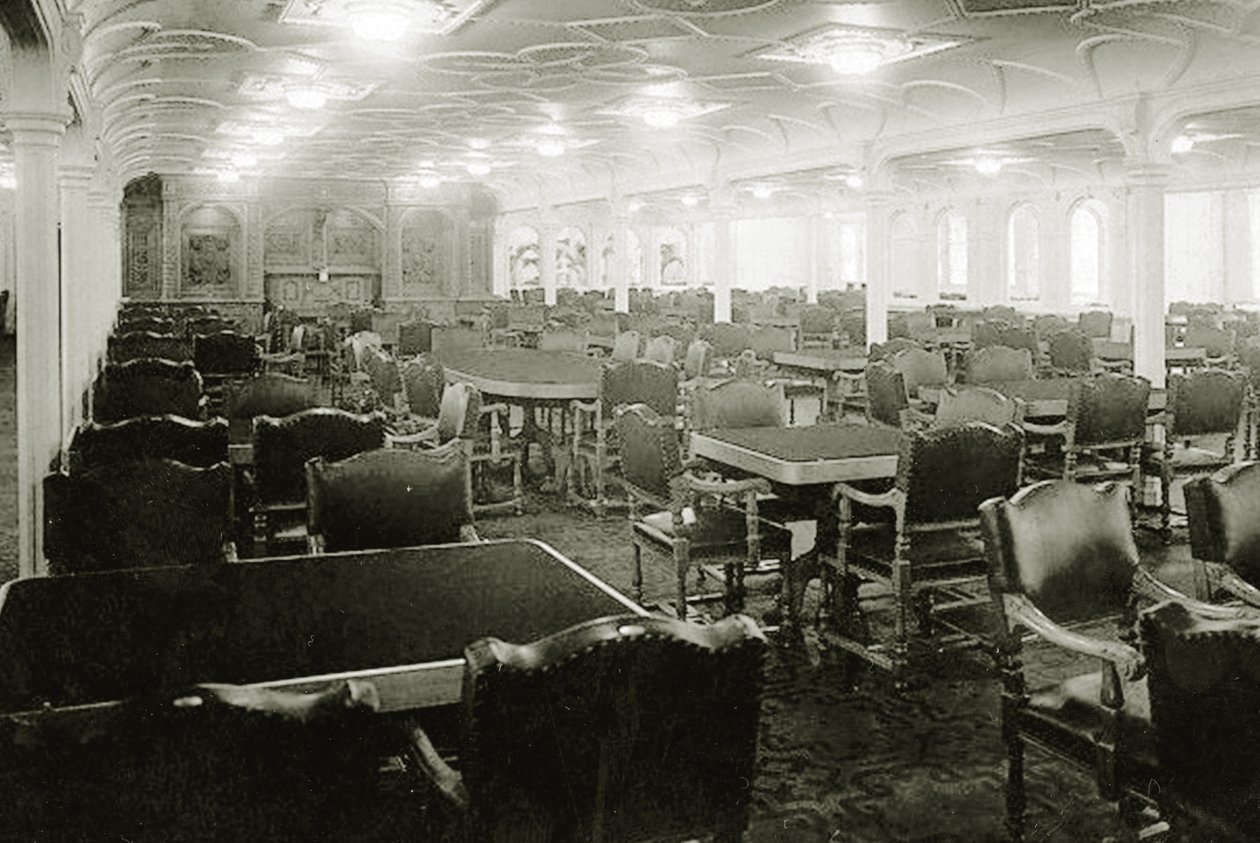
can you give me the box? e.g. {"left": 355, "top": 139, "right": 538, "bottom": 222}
{"left": 285, "top": 84, "right": 329, "bottom": 110}
{"left": 642, "top": 107, "right": 682, "bottom": 129}
{"left": 826, "top": 39, "right": 888, "bottom": 76}
{"left": 537, "top": 137, "right": 566, "bottom": 157}
{"left": 466, "top": 160, "right": 492, "bottom": 176}
{"left": 974, "top": 156, "right": 1003, "bottom": 176}
{"left": 751, "top": 184, "right": 774, "bottom": 200}
{"left": 216, "top": 169, "right": 241, "bottom": 184}
{"left": 680, "top": 193, "right": 699, "bottom": 207}
{"left": 253, "top": 128, "right": 285, "bottom": 147}
{"left": 232, "top": 152, "right": 257, "bottom": 168}
{"left": 347, "top": 1, "right": 412, "bottom": 42}
{"left": 1171, "top": 134, "right": 1196, "bottom": 154}
{"left": 845, "top": 172, "right": 864, "bottom": 189}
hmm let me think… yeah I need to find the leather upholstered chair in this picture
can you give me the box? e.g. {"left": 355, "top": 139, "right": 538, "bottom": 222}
{"left": 687, "top": 378, "right": 784, "bottom": 433}
{"left": 867, "top": 337, "right": 921, "bottom": 362}
{"left": 830, "top": 422, "right": 1024, "bottom": 682}
{"left": 1144, "top": 368, "right": 1247, "bottom": 535}
{"left": 93, "top": 358, "right": 205, "bottom": 423}
{"left": 1184, "top": 461, "right": 1260, "bottom": 606}
{"left": 107, "top": 330, "right": 191, "bottom": 364}
{"left": 1045, "top": 329, "right": 1094, "bottom": 375}
{"left": 1078, "top": 309, "right": 1114, "bottom": 339}
{"left": 185, "top": 315, "right": 235, "bottom": 338}
{"left": 571, "top": 359, "right": 678, "bottom": 514}
{"left": 863, "top": 360, "right": 909, "bottom": 428}
{"left": 983, "top": 304, "right": 1018, "bottom": 324}
{"left": 618, "top": 404, "right": 791, "bottom": 619}
{"left": 799, "top": 305, "right": 837, "bottom": 348}
{"left": 362, "top": 347, "right": 402, "bottom": 407}
{"left": 223, "top": 373, "right": 319, "bottom": 443}
{"left": 642, "top": 333, "right": 677, "bottom": 365}
{"left": 408, "top": 614, "right": 766, "bottom": 843}
{"left": 306, "top": 441, "right": 478, "bottom": 553}
{"left": 117, "top": 314, "right": 173, "bottom": 335}
{"left": 1032, "top": 314, "right": 1070, "bottom": 338}
{"left": 682, "top": 338, "right": 713, "bottom": 382}
{"left": 396, "top": 320, "right": 432, "bottom": 356}
{"left": 978, "top": 480, "right": 1244, "bottom": 841}
{"left": 44, "top": 458, "right": 235, "bottom": 574}
{"left": 250, "top": 408, "right": 387, "bottom": 554}
{"left": 69, "top": 415, "right": 228, "bottom": 472}
{"left": 965, "top": 346, "right": 1035, "bottom": 385}
{"left": 889, "top": 347, "right": 948, "bottom": 400}
{"left": 609, "top": 329, "right": 642, "bottom": 362}
{"left": 929, "top": 386, "right": 1023, "bottom": 429}
{"left": 537, "top": 328, "right": 589, "bottom": 354}
{"left": 401, "top": 355, "right": 444, "bottom": 420}
{"left": 194, "top": 330, "right": 261, "bottom": 412}
{"left": 1140, "top": 601, "right": 1260, "bottom": 840}
{"left": 701, "top": 323, "right": 753, "bottom": 360}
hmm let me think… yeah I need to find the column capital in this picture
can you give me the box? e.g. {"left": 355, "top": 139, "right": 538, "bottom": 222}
{"left": 863, "top": 190, "right": 895, "bottom": 210}
{"left": 3, "top": 110, "right": 72, "bottom": 146}
{"left": 1123, "top": 159, "right": 1173, "bottom": 187}
{"left": 58, "top": 163, "right": 96, "bottom": 188}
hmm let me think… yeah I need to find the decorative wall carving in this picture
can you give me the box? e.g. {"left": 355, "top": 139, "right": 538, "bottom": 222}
{"left": 179, "top": 205, "right": 242, "bottom": 297}
{"left": 267, "top": 274, "right": 373, "bottom": 315}
{"left": 401, "top": 210, "right": 453, "bottom": 289}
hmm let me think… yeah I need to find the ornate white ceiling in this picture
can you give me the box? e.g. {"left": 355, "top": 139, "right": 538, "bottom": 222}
{"left": 34, "top": 0, "right": 1260, "bottom": 204}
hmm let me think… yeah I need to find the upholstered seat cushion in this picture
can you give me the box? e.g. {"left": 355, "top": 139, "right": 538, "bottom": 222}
{"left": 1025, "top": 452, "right": 1138, "bottom": 480}
{"left": 634, "top": 507, "right": 791, "bottom": 559}
{"left": 843, "top": 524, "right": 987, "bottom": 583}
{"left": 1022, "top": 673, "right": 1157, "bottom": 778}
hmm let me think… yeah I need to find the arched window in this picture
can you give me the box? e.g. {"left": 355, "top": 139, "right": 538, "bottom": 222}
{"left": 508, "top": 225, "right": 540, "bottom": 288}
{"left": 890, "top": 212, "right": 918, "bottom": 298}
{"left": 936, "top": 209, "right": 968, "bottom": 297}
{"left": 555, "top": 226, "right": 587, "bottom": 288}
{"left": 1070, "top": 200, "right": 1105, "bottom": 305}
{"left": 1007, "top": 204, "right": 1040, "bottom": 301}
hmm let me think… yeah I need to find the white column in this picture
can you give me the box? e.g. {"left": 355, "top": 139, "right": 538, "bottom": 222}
{"left": 1223, "top": 189, "right": 1251, "bottom": 305}
{"left": 1041, "top": 197, "right": 1072, "bottom": 314}
{"left": 612, "top": 214, "right": 630, "bottom": 313}
{"left": 8, "top": 111, "right": 68, "bottom": 577}
{"left": 1125, "top": 161, "right": 1170, "bottom": 388}
{"left": 711, "top": 202, "right": 734, "bottom": 324}
{"left": 864, "top": 191, "right": 892, "bottom": 347}
{"left": 807, "top": 214, "right": 824, "bottom": 304}
{"left": 59, "top": 164, "right": 93, "bottom": 442}
{"left": 540, "top": 217, "right": 557, "bottom": 306}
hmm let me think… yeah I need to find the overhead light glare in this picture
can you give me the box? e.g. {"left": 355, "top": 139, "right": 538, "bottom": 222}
{"left": 232, "top": 152, "right": 257, "bottom": 168}
{"left": 680, "top": 194, "right": 699, "bottom": 207}
{"left": 466, "top": 160, "right": 492, "bottom": 176}
{"left": 468, "top": 137, "right": 490, "bottom": 150}
{"left": 0, "top": 173, "right": 15, "bottom": 190}
{"left": 825, "top": 39, "right": 890, "bottom": 76}
{"left": 348, "top": 1, "right": 411, "bottom": 42}
{"left": 845, "top": 173, "right": 864, "bottom": 189}
{"left": 537, "top": 138, "right": 566, "bottom": 157}
{"left": 417, "top": 173, "right": 442, "bottom": 189}
{"left": 974, "top": 156, "right": 1003, "bottom": 177}
{"left": 253, "top": 128, "right": 285, "bottom": 146}
{"left": 285, "top": 84, "right": 328, "bottom": 110}
{"left": 1171, "top": 134, "right": 1196, "bottom": 154}
{"left": 216, "top": 169, "right": 241, "bottom": 184}
{"left": 643, "top": 107, "right": 681, "bottom": 129}
{"left": 751, "top": 184, "right": 774, "bottom": 200}
{"left": 627, "top": 200, "right": 644, "bottom": 213}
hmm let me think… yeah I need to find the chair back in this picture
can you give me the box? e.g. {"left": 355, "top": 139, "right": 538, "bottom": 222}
{"left": 43, "top": 458, "right": 232, "bottom": 575}
{"left": 1141, "top": 601, "right": 1260, "bottom": 838}
{"left": 616, "top": 403, "right": 681, "bottom": 500}
{"left": 980, "top": 480, "right": 1138, "bottom": 625}
{"left": 461, "top": 613, "right": 765, "bottom": 843}
{"left": 966, "top": 346, "right": 1034, "bottom": 384}
{"left": 402, "top": 355, "right": 445, "bottom": 418}
{"left": 396, "top": 320, "right": 432, "bottom": 356}
{"left": 507, "top": 304, "right": 546, "bottom": 333}
{"left": 436, "top": 381, "right": 482, "bottom": 443}
{"left": 1032, "top": 314, "right": 1070, "bottom": 337}
{"left": 933, "top": 387, "right": 1020, "bottom": 429}
{"left": 1167, "top": 369, "right": 1246, "bottom": 438}
{"left": 868, "top": 337, "right": 921, "bottom": 361}
{"left": 898, "top": 422, "right": 1022, "bottom": 525}
{"left": 362, "top": 348, "right": 402, "bottom": 401}
{"left": 890, "top": 347, "right": 947, "bottom": 397}
{"left": 1184, "top": 324, "right": 1234, "bottom": 358}
{"left": 601, "top": 360, "right": 678, "bottom": 419}
{"left": 94, "top": 358, "right": 204, "bottom": 422}
{"left": 983, "top": 305, "right": 1018, "bottom": 324}
{"left": 224, "top": 374, "right": 319, "bottom": 442}
{"left": 747, "top": 326, "right": 795, "bottom": 360}
{"left": 995, "top": 325, "right": 1039, "bottom": 357}
{"left": 1185, "top": 462, "right": 1260, "bottom": 584}
{"left": 538, "top": 328, "right": 589, "bottom": 354}
{"left": 1067, "top": 373, "right": 1150, "bottom": 447}
{"left": 1046, "top": 329, "right": 1093, "bottom": 373}
{"left": 306, "top": 443, "right": 471, "bottom": 552}
{"left": 70, "top": 415, "right": 228, "bottom": 472}
{"left": 252, "top": 408, "right": 386, "bottom": 504}
{"left": 610, "top": 330, "right": 641, "bottom": 362}
{"left": 682, "top": 339, "right": 711, "bottom": 380}
{"left": 193, "top": 331, "right": 259, "bottom": 377}
{"left": 118, "top": 315, "right": 174, "bottom": 335}
{"left": 108, "top": 331, "right": 191, "bottom": 364}
{"left": 864, "top": 361, "right": 908, "bottom": 428}
{"left": 1077, "top": 310, "right": 1113, "bottom": 339}
{"left": 702, "top": 323, "right": 753, "bottom": 358}
{"left": 431, "top": 325, "right": 485, "bottom": 357}
{"left": 799, "top": 306, "right": 836, "bottom": 337}
{"left": 689, "top": 379, "right": 783, "bottom": 431}
{"left": 642, "top": 334, "right": 677, "bottom": 365}
{"left": 185, "top": 315, "right": 235, "bottom": 337}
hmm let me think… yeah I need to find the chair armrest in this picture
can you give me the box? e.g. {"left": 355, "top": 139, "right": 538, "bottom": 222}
{"left": 1132, "top": 565, "right": 1259, "bottom": 620}
{"left": 1022, "top": 420, "right": 1068, "bottom": 436}
{"left": 571, "top": 399, "right": 599, "bottom": 414}
{"left": 1003, "top": 593, "right": 1144, "bottom": 681}
{"left": 680, "top": 470, "right": 770, "bottom": 497}
{"left": 307, "top": 533, "right": 325, "bottom": 555}
{"left": 254, "top": 501, "right": 307, "bottom": 515}
{"left": 835, "top": 482, "right": 901, "bottom": 509}
{"left": 458, "top": 524, "right": 482, "bottom": 543}
{"left": 1204, "top": 561, "right": 1260, "bottom": 608}
{"left": 409, "top": 726, "right": 468, "bottom": 810}
{"left": 388, "top": 426, "right": 440, "bottom": 448}
{"left": 479, "top": 402, "right": 510, "bottom": 416}
{"left": 222, "top": 540, "right": 238, "bottom": 563}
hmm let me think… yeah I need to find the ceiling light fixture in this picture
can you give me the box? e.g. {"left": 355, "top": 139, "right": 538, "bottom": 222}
{"left": 417, "top": 173, "right": 443, "bottom": 188}
{"left": 1171, "top": 134, "right": 1196, "bottom": 154}
{"left": 680, "top": 194, "right": 699, "bottom": 207}
{"left": 285, "top": 84, "right": 329, "bottom": 110}
{"left": 627, "top": 199, "right": 644, "bottom": 213}
{"left": 466, "top": 160, "right": 492, "bottom": 176}
{"left": 468, "top": 137, "right": 490, "bottom": 150}
{"left": 974, "top": 156, "right": 1003, "bottom": 176}
{"left": 823, "top": 38, "right": 892, "bottom": 76}
{"left": 642, "top": 107, "right": 682, "bottom": 129}
{"left": 536, "top": 138, "right": 566, "bottom": 157}
{"left": 216, "top": 169, "right": 241, "bottom": 184}
{"left": 232, "top": 152, "right": 257, "bottom": 168}
{"left": 845, "top": 173, "right": 864, "bottom": 189}
{"left": 347, "top": 0, "right": 412, "bottom": 42}
{"left": 751, "top": 184, "right": 774, "bottom": 200}
{"left": 253, "top": 128, "right": 285, "bottom": 146}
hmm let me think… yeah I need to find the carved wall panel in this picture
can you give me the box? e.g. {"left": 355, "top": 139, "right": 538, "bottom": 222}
{"left": 266, "top": 273, "right": 374, "bottom": 316}
{"left": 400, "top": 210, "right": 453, "bottom": 291}
{"left": 326, "top": 209, "right": 380, "bottom": 269}
{"left": 179, "top": 205, "right": 242, "bottom": 297}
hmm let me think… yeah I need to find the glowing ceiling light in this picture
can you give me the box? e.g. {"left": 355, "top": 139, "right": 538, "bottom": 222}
{"left": 253, "top": 128, "right": 285, "bottom": 146}
{"left": 0, "top": 173, "right": 14, "bottom": 190}
{"left": 642, "top": 107, "right": 682, "bottom": 129}
{"left": 974, "top": 156, "right": 1003, "bottom": 176}
{"left": 627, "top": 200, "right": 644, "bottom": 213}
{"left": 537, "top": 138, "right": 566, "bottom": 157}
{"left": 417, "top": 173, "right": 443, "bottom": 189}
{"left": 845, "top": 173, "right": 864, "bottom": 189}
{"left": 285, "top": 84, "right": 328, "bottom": 110}
{"left": 232, "top": 152, "right": 257, "bottom": 168}
{"left": 216, "top": 169, "right": 241, "bottom": 184}
{"left": 680, "top": 194, "right": 699, "bottom": 207}
{"left": 1171, "top": 134, "right": 1196, "bottom": 154}
{"left": 825, "top": 39, "right": 889, "bottom": 76}
{"left": 468, "top": 137, "right": 490, "bottom": 150}
{"left": 348, "top": 1, "right": 411, "bottom": 42}
{"left": 751, "top": 184, "right": 774, "bottom": 200}
{"left": 466, "top": 160, "right": 492, "bottom": 176}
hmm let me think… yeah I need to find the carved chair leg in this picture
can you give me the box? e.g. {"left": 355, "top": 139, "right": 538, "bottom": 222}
{"left": 631, "top": 540, "right": 644, "bottom": 606}
{"left": 673, "top": 539, "right": 690, "bottom": 621}
{"left": 891, "top": 554, "right": 912, "bottom": 685}
{"left": 1160, "top": 455, "right": 1172, "bottom": 542}
{"left": 1003, "top": 708, "right": 1027, "bottom": 843}
{"left": 512, "top": 455, "right": 524, "bottom": 516}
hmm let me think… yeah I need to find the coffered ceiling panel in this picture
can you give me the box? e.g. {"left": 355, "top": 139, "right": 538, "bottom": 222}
{"left": 42, "top": 0, "right": 1260, "bottom": 202}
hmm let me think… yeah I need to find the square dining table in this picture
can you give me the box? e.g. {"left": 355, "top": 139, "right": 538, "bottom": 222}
{"left": 690, "top": 423, "right": 904, "bottom": 486}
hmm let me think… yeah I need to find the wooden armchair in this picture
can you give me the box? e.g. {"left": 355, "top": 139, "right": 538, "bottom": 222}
{"left": 1184, "top": 461, "right": 1260, "bottom": 606}
{"left": 1144, "top": 368, "right": 1247, "bottom": 535}
{"left": 618, "top": 403, "right": 791, "bottom": 619}
{"left": 116, "top": 314, "right": 173, "bottom": 335}
{"left": 194, "top": 330, "right": 262, "bottom": 411}
{"left": 44, "top": 457, "right": 235, "bottom": 575}
{"left": 250, "top": 408, "right": 387, "bottom": 555}
{"left": 408, "top": 614, "right": 766, "bottom": 843}
{"left": 829, "top": 422, "right": 1024, "bottom": 683}
{"left": 889, "top": 346, "right": 948, "bottom": 400}
{"left": 185, "top": 315, "right": 235, "bottom": 338}
{"left": 537, "top": 328, "right": 589, "bottom": 354}
{"left": 979, "top": 480, "right": 1247, "bottom": 841}
{"left": 965, "top": 346, "right": 1035, "bottom": 385}
{"left": 1044, "top": 328, "right": 1094, "bottom": 376}
{"left": 107, "top": 330, "right": 191, "bottom": 364}
{"left": 609, "top": 329, "right": 642, "bottom": 362}
{"left": 305, "top": 442, "right": 478, "bottom": 554}
{"left": 1078, "top": 309, "right": 1114, "bottom": 339}
{"left": 69, "top": 415, "right": 228, "bottom": 472}
{"left": 642, "top": 333, "right": 677, "bottom": 365}
{"left": 400, "top": 354, "right": 444, "bottom": 420}
{"left": 93, "top": 358, "right": 205, "bottom": 423}
{"left": 396, "top": 320, "right": 432, "bottom": 356}
{"left": 799, "top": 305, "right": 837, "bottom": 348}
{"left": 223, "top": 373, "right": 319, "bottom": 443}
{"left": 1024, "top": 373, "right": 1150, "bottom": 498}
{"left": 926, "top": 386, "right": 1023, "bottom": 429}
{"left": 570, "top": 359, "right": 678, "bottom": 514}
{"left": 863, "top": 360, "right": 909, "bottom": 428}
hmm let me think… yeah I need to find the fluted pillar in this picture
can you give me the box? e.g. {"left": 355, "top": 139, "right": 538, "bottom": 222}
{"left": 59, "top": 163, "right": 94, "bottom": 441}
{"left": 711, "top": 188, "right": 735, "bottom": 323}
{"left": 1125, "top": 161, "right": 1170, "bottom": 387}
{"left": 611, "top": 212, "right": 631, "bottom": 313}
{"left": 540, "top": 215, "right": 558, "bottom": 306}
{"left": 864, "top": 191, "right": 892, "bottom": 348}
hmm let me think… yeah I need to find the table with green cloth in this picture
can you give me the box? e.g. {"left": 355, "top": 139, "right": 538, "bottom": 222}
{"left": 437, "top": 348, "right": 604, "bottom": 482}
